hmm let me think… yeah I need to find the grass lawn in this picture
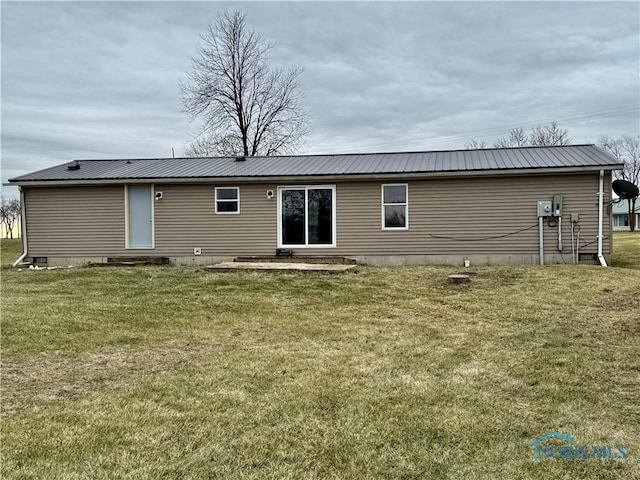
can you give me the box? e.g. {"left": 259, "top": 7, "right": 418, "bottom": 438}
{"left": 611, "top": 231, "right": 640, "bottom": 269}
{"left": 1, "top": 235, "right": 639, "bottom": 479}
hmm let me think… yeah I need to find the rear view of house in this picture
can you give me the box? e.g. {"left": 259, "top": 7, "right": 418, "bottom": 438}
{"left": 7, "top": 145, "right": 622, "bottom": 267}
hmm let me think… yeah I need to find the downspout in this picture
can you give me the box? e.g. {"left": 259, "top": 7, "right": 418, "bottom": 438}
{"left": 12, "top": 187, "right": 28, "bottom": 267}
{"left": 597, "top": 170, "right": 607, "bottom": 267}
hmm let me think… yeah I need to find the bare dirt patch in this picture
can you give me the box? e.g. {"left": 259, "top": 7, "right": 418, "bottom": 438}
{"left": 1, "top": 344, "right": 216, "bottom": 415}
{"left": 592, "top": 288, "right": 640, "bottom": 311}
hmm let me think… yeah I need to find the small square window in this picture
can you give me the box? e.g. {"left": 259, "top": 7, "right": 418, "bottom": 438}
{"left": 215, "top": 187, "right": 239, "bottom": 214}
{"left": 382, "top": 184, "right": 408, "bottom": 230}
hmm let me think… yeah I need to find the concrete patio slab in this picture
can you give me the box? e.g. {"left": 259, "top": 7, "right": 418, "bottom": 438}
{"left": 207, "top": 262, "right": 357, "bottom": 272}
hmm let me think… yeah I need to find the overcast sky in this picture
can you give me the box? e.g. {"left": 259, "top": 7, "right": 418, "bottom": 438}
{"left": 2, "top": 1, "right": 639, "bottom": 196}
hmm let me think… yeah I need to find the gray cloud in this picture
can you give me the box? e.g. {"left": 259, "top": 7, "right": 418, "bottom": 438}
{"left": 2, "top": 1, "right": 638, "bottom": 196}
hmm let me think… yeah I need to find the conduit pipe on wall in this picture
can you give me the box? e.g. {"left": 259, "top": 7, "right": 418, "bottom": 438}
{"left": 539, "top": 216, "right": 544, "bottom": 265}
{"left": 12, "top": 187, "right": 28, "bottom": 267}
{"left": 597, "top": 169, "right": 607, "bottom": 267}
{"left": 571, "top": 222, "right": 575, "bottom": 264}
{"left": 557, "top": 217, "right": 563, "bottom": 251}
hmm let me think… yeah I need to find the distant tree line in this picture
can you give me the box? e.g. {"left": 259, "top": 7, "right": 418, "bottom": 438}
{"left": 464, "top": 121, "right": 572, "bottom": 149}
{"left": 1, "top": 195, "right": 21, "bottom": 239}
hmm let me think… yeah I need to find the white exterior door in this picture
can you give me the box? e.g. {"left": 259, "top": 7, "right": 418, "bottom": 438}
{"left": 127, "top": 185, "right": 153, "bottom": 248}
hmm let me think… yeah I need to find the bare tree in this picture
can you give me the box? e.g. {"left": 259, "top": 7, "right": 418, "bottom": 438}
{"left": 528, "top": 121, "right": 572, "bottom": 146}
{"left": 599, "top": 135, "right": 640, "bottom": 231}
{"left": 493, "top": 127, "right": 529, "bottom": 148}
{"left": 466, "top": 122, "right": 572, "bottom": 149}
{"left": 182, "top": 133, "right": 239, "bottom": 158}
{"left": 1, "top": 195, "right": 21, "bottom": 239}
{"left": 463, "top": 139, "right": 487, "bottom": 149}
{"left": 180, "top": 10, "right": 310, "bottom": 157}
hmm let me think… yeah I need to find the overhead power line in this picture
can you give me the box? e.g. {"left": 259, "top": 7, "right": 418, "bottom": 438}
{"left": 320, "top": 104, "right": 639, "bottom": 154}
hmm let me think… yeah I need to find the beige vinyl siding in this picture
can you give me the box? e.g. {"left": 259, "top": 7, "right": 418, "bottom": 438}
{"left": 25, "top": 186, "right": 125, "bottom": 256}
{"left": 23, "top": 171, "right": 611, "bottom": 259}
{"left": 24, "top": 184, "right": 278, "bottom": 257}
{"left": 323, "top": 173, "right": 611, "bottom": 256}
{"left": 152, "top": 183, "right": 276, "bottom": 256}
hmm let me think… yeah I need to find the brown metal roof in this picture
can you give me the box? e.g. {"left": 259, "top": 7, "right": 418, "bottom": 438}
{"left": 8, "top": 144, "right": 622, "bottom": 184}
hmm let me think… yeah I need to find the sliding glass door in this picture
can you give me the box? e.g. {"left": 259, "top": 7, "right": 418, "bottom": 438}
{"left": 281, "top": 189, "right": 306, "bottom": 245}
{"left": 279, "top": 186, "right": 335, "bottom": 248}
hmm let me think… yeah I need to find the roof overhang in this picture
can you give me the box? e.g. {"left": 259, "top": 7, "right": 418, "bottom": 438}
{"left": 5, "top": 164, "right": 623, "bottom": 187}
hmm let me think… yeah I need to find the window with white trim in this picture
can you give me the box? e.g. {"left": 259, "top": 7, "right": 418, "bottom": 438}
{"left": 215, "top": 187, "right": 239, "bottom": 214}
{"left": 614, "top": 215, "right": 629, "bottom": 227}
{"left": 382, "top": 184, "right": 408, "bottom": 230}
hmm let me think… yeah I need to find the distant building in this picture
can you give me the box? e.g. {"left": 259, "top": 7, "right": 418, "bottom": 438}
{"left": 612, "top": 199, "right": 639, "bottom": 231}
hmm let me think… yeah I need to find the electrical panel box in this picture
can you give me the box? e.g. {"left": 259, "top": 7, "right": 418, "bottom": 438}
{"left": 570, "top": 213, "right": 579, "bottom": 223}
{"left": 552, "top": 194, "right": 563, "bottom": 217}
{"left": 537, "top": 201, "right": 552, "bottom": 217}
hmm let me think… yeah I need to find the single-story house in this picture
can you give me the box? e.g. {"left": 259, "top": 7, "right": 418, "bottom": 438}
{"left": 7, "top": 144, "right": 622, "bottom": 267}
{"left": 612, "top": 199, "right": 639, "bottom": 231}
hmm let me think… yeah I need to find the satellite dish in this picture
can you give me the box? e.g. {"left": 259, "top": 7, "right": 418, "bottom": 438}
{"left": 612, "top": 180, "right": 639, "bottom": 200}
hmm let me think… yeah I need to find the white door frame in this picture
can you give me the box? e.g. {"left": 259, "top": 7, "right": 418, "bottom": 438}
{"left": 277, "top": 185, "right": 336, "bottom": 248}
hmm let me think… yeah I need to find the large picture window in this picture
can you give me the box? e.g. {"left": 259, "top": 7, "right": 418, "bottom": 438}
{"left": 382, "top": 184, "right": 408, "bottom": 230}
{"left": 215, "top": 187, "right": 239, "bottom": 214}
{"left": 278, "top": 186, "right": 336, "bottom": 247}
